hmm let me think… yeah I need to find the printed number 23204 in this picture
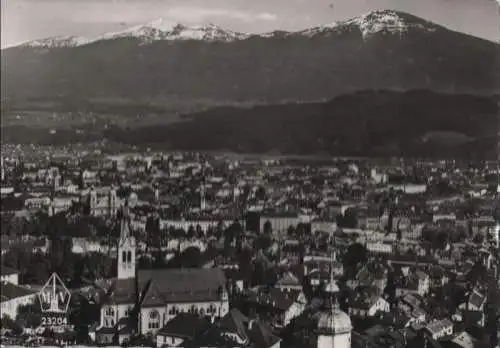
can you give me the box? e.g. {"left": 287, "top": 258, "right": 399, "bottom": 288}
{"left": 41, "top": 316, "right": 68, "bottom": 326}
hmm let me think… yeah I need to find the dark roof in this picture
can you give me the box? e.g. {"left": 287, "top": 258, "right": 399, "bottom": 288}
{"left": 246, "top": 320, "right": 281, "bottom": 348}
{"left": 468, "top": 290, "right": 486, "bottom": 309}
{"left": 218, "top": 308, "right": 249, "bottom": 341}
{"left": 247, "top": 288, "right": 302, "bottom": 311}
{"left": 0, "top": 282, "right": 37, "bottom": 302}
{"left": 275, "top": 271, "right": 301, "bottom": 287}
{"left": 139, "top": 268, "right": 227, "bottom": 307}
{"left": 157, "top": 313, "right": 210, "bottom": 339}
{"left": 107, "top": 278, "right": 136, "bottom": 304}
{"left": 96, "top": 326, "right": 116, "bottom": 335}
{"left": 400, "top": 294, "right": 422, "bottom": 309}
{"left": 351, "top": 294, "right": 384, "bottom": 310}
{"left": 1, "top": 266, "right": 19, "bottom": 276}
{"left": 182, "top": 326, "right": 240, "bottom": 348}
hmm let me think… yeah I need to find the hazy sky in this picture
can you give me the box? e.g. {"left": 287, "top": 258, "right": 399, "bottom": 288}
{"left": 1, "top": 0, "right": 499, "bottom": 47}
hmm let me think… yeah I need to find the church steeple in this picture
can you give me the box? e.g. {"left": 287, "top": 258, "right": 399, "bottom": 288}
{"left": 325, "top": 239, "right": 339, "bottom": 294}
{"left": 117, "top": 200, "right": 136, "bottom": 280}
{"left": 108, "top": 184, "right": 117, "bottom": 217}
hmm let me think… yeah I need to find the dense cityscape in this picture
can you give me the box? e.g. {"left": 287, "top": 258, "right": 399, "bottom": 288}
{"left": 0, "top": 144, "right": 499, "bottom": 348}
{"left": 1, "top": 0, "right": 500, "bottom": 347}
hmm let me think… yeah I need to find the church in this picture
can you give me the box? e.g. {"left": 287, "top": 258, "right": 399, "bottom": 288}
{"left": 95, "top": 203, "right": 230, "bottom": 344}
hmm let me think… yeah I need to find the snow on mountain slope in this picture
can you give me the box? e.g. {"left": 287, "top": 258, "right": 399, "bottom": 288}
{"left": 17, "top": 9, "right": 440, "bottom": 48}
{"left": 19, "top": 36, "right": 90, "bottom": 48}
{"left": 297, "top": 9, "right": 437, "bottom": 39}
{"left": 94, "top": 19, "right": 248, "bottom": 43}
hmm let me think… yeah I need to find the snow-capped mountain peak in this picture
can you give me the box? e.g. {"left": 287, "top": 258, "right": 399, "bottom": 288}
{"left": 297, "top": 9, "right": 437, "bottom": 39}
{"left": 94, "top": 18, "right": 247, "bottom": 43}
{"left": 354, "top": 9, "right": 436, "bottom": 38}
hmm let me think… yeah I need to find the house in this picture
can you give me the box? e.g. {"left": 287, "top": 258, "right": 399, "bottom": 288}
{"left": 155, "top": 313, "right": 211, "bottom": 348}
{"left": 0, "top": 282, "right": 38, "bottom": 319}
{"left": 424, "top": 319, "right": 453, "bottom": 340}
{"left": 347, "top": 263, "right": 387, "bottom": 294}
{"left": 157, "top": 309, "right": 281, "bottom": 348}
{"left": 398, "top": 294, "right": 422, "bottom": 312}
{"left": 395, "top": 269, "right": 430, "bottom": 297}
{"left": 311, "top": 219, "right": 337, "bottom": 235}
{"left": 348, "top": 293, "right": 390, "bottom": 318}
{"left": 466, "top": 289, "right": 487, "bottom": 311}
{"left": 246, "top": 288, "right": 306, "bottom": 328}
{"left": 259, "top": 213, "right": 300, "bottom": 235}
{"left": 218, "top": 308, "right": 280, "bottom": 347}
{"left": 1, "top": 266, "right": 19, "bottom": 285}
{"left": 303, "top": 255, "right": 343, "bottom": 280}
{"left": 274, "top": 271, "right": 302, "bottom": 292}
{"left": 218, "top": 309, "right": 251, "bottom": 346}
{"left": 450, "top": 331, "right": 481, "bottom": 348}
{"left": 281, "top": 240, "right": 303, "bottom": 264}
{"left": 428, "top": 266, "right": 448, "bottom": 289}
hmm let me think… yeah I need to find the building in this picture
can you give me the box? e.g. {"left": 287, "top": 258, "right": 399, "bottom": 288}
{"left": 1, "top": 266, "right": 19, "bottom": 285}
{"left": 316, "top": 299, "right": 352, "bottom": 348}
{"left": 424, "top": 318, "right": 453, "bottom": 340}
{"left": 0, "top": 282, "right": 38, "bottom": 319}
{"left": 95, "top": 204, "right": 230, "bottom": 344}
{"left": 348, "top": 294, "right": 390, "bottom": 318}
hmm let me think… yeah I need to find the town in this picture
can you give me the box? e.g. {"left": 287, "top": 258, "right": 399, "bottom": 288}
{"left": 0, "top": 144, "right": 499, "bottom": 348}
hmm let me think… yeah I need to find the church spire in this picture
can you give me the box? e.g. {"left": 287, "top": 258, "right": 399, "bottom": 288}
{"left": 119, "top": 200, "right": 131, "bottom": 242}
{"left": 329, "top": 247, "right": 335, "bottom": 286}
{"left": 117, "top": 199, "right": 136, "bottom": 280}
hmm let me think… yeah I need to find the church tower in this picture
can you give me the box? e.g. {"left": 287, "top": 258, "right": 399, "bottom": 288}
{"left": 117, "top": 202, "right": 136, "bottom": 280}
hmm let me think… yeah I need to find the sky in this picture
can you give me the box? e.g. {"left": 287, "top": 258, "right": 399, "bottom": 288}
{"left": 1, "top": 0, "right": 499, "bottom": 47}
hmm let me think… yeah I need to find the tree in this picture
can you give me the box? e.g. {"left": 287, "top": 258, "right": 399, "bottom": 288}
{"left": 336, "top": 209, "right": 358, "bottom": 229}
{"left": 263, "top": 220, "right": 272, "bottom": 235}
{"left": 68, "top": 294, "right": 99, "bottom": 343}
{"left": 195, "top": 224, "right": 204, "bottom": 238}
{"left": 167, "top": 246, "right": 203, "bottom": 268}
{"left": 255, "top": 187, "right": 267, "bottom": 201}
{"left": 435, "top": 230, "right": 449, "bottom": 250}
{"left": 295, "top": 223, "right": 307, "bottom": 238}
{"left": 206, "top": 225, "right": 215, "bottom": 237}
{"left": 187, "top": 225, "right": 196, "bottom": 239}
{"left": 216, "top": 220, "right": 225, "bottom": 239}
{"left": 117, "top": 186, "right": 132, "bottom": 199}
{"left": 1, "top": 315, "right": 22, "bottom": 335}
{"left": 343, "top": 243, "right": 368, "bottom": 275}
{"left": 473, "top": 233, "right": 484, "bottom": 245}
{"left": 16, "top": 300, "right": 42, "bottom": 328}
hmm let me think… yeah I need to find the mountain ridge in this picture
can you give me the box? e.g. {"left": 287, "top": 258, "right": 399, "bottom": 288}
{"left": 7, "top": 9, "right": 492, "bottom": 49}
{"left": 3, "top": 90, "right": 497, "bottom": 160}
{"left": 2, "top": 9, "right": 499, "bottom": 103}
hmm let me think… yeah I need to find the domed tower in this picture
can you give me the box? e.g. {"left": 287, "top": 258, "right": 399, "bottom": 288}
{"left": 317, "top": 248, "right": 351, "bottom": 348}
{"left": 316, "top": 300, "right": 352, "bottom": 348}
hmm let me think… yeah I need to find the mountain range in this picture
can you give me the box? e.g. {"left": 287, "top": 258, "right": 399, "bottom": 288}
{"left": 2, "top": 9, "right": 499, "bottom": 105}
